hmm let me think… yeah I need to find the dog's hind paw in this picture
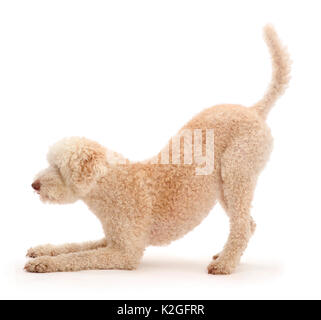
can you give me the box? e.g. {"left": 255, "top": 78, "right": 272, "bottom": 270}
{"left": 24, "top": 257, "right": 56, "bottom": 273}
{"left": 212, "top": 253, "right": 220, "bottom": 260}
{"left": 207, "top": 260, "right": 234, "bottom": 275}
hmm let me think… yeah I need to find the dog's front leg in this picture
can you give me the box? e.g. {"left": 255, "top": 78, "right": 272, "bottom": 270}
{"left": 24, "top": 244, "right": 145, "bottom": 273}
{"left": 26, "top": 238, "right": 107, "bottom": 258}
{"left": 25, "top": 208, "right": 149, "bottom": 273}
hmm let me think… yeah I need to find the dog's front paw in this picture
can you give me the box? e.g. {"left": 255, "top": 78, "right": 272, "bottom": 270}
{"left": 24, "top": 257, "right": 57, "bottom": 273}
{"left": 207, "top": 260, "right": 234, "bottom": 275}
{"left": 26, "top": 244, "right": 57, "bottom": 258}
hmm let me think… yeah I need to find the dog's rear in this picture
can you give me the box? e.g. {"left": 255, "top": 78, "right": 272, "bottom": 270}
{"left": 152, "top": 25, "right": 292, "bottom": 274}
{"left": 207, "top": 25, "right": 291, "bottom": 274}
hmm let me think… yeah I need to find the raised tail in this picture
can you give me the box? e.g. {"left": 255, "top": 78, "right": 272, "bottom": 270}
{"left": 252, "top": 25, "right": 291, "bottom": 120}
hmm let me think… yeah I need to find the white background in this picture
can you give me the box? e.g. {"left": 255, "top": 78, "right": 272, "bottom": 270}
{"left": 0, "top": 0, "right": 320, "bottom": 300}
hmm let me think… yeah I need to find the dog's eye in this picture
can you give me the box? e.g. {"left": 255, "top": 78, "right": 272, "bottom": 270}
{"left": 52, "top": 165, "right": 64, "bottom": 181}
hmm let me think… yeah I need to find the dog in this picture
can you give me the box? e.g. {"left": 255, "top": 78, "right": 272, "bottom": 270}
{"left": 25, "top": 25, "right": 290, "bottom": 274}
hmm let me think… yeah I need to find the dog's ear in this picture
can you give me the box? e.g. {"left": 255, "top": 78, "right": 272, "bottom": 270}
{"left": 47, "top": 137, "right": 107, "bottom": 196}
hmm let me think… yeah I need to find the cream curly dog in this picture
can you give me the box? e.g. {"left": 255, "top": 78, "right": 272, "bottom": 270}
{"left": 25, "top": 25, "right": 290, "bottom": 274}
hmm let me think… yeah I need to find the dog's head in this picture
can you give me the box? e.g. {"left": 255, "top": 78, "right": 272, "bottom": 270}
{"left": 32, "top": 137, "right": 107, "bottom": 204}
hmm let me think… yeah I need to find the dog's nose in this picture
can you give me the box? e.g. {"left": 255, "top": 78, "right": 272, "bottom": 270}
{"left": 32, "top": 180, "right": 41, "bottom": 191}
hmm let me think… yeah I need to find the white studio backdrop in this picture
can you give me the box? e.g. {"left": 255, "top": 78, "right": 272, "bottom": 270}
{"left": 0, "top": 0, "right": 320, "bottom": 299}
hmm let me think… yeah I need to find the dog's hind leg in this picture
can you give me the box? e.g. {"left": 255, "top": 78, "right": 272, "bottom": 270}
{"left": 208, "top": 172, "right": 256, "bottom": 274}
{"left": 208, "top": 175, "right": 255, "bottom": 274}
{"left": 212, "top": 178, "right": 257, "bottom": 262}
{"left": 26, "top": 238, "right": 107, "bottom": 258}
{"left": 212, "top": 214, "right": 256, "bottom": 261}
{"left": 208, "top": 132, "right": 270, "bottom": 274}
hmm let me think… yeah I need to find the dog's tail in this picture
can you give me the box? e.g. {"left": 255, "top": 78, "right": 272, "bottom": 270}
{"left": 252, "top": 25, "right": 291, "bottom": 120}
